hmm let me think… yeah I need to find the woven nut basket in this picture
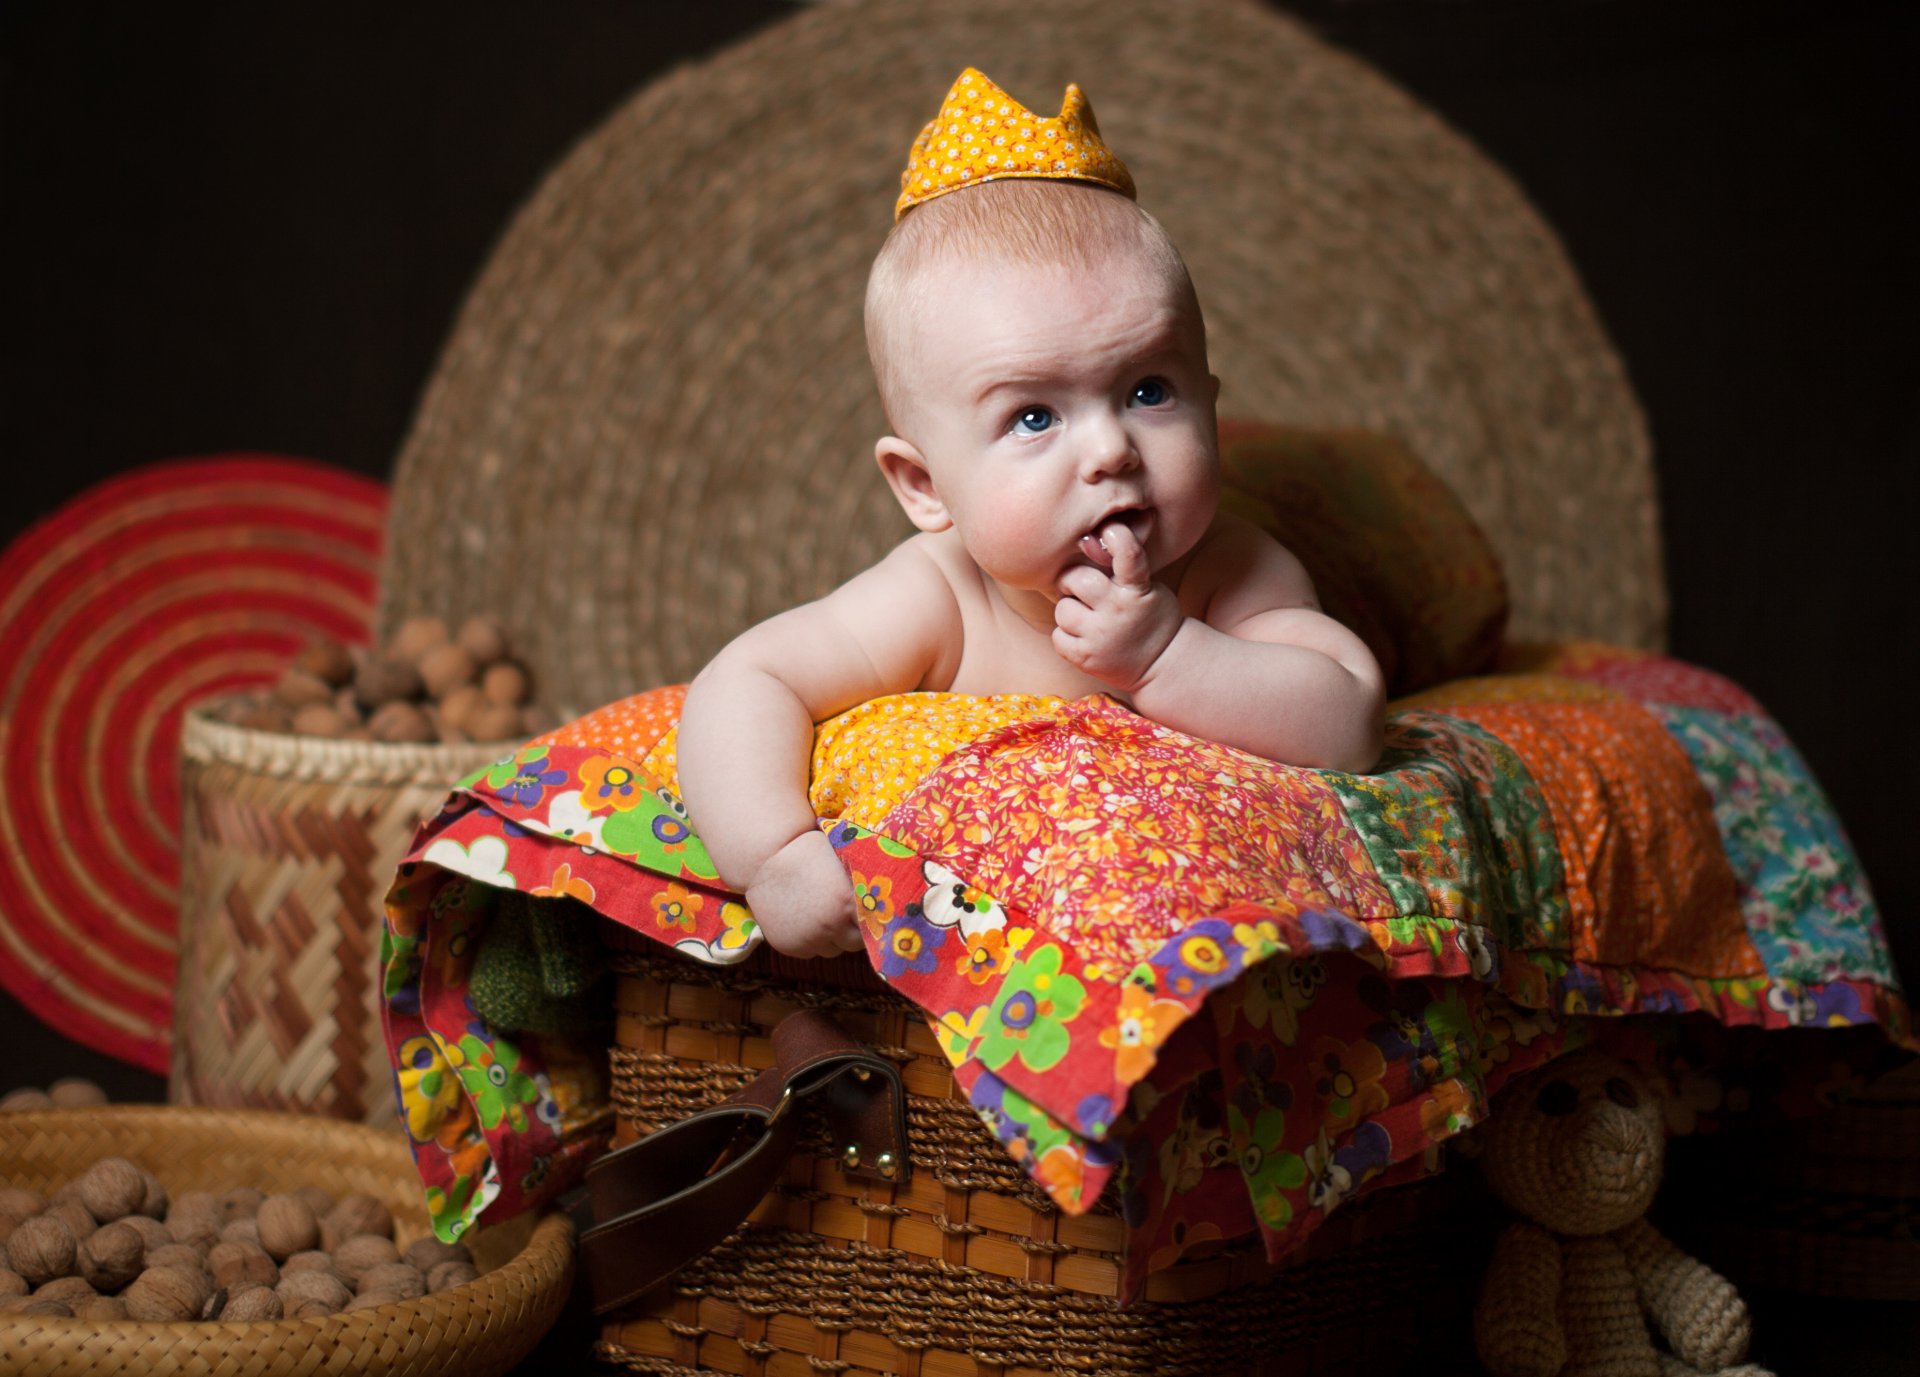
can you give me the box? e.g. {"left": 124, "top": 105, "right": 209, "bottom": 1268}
{"left": 173, "top": 704, "right": 516, "bottom": 1127}
{"left": 598, "top": 939, "right": 1482, "bottom": 1377}
{"left": 0, "top": 1105, "right": 573, "bottom": 1377}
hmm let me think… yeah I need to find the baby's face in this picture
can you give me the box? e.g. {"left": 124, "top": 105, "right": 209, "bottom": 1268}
{"left": 884, "top": 246, "right": 1220, "bottom": 600}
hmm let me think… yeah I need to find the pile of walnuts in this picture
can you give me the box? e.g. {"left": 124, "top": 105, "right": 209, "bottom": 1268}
{"left": 0, "top": 1157, "right": 476, "bottom": 1322}
{"left": 216, "top": 614, "right": 556, "bottom": 744}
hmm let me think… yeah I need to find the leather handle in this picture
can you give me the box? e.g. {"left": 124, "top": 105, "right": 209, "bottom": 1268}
{"left": 574, "top": 1007, "right": 911, "bottom": 1315}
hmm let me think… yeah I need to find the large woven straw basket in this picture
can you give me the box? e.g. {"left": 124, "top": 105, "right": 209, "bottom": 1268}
{"left": 173, "top": 705, "right": 514, "bottom": 1126}
{"left": 0, "top": 1106, "right": 573, "bottom": 1377}
{"left": 378, "top": 0, "right": 1663, "bottom": 716}
{"left": 599, "top": 941, "right": 1483, "bottom": 1377}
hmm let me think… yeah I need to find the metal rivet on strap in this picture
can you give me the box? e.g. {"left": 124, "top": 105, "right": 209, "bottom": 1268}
{"left": 875, "top": 1152, "right": 898, "bottom": 1180}
{"left": 852, "top": 1067, "right": 871, "bottom": 1082}
{"left": 842, "top": 1144, "right": 863, "bottom": 1171}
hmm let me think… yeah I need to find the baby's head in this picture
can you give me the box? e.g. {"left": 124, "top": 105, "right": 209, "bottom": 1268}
{"left": 865, "top": 177, "right": 1202, "bottom": 435}
{"left": 865, "top": 161, "right": 1221, "bottom": 603}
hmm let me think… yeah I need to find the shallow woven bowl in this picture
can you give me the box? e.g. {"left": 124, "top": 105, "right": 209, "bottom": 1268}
{"left": 0, "top": 1107, "right": 573, "bottom": 1377}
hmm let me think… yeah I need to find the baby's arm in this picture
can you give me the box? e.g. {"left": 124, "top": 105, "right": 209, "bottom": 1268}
{"left": 1053, "top": 514, "right": 1384, "bottom": 771}
{"left": 676, "top": 540, "right": 956, "bottom": 958}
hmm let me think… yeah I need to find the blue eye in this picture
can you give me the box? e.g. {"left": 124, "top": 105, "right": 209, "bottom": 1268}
{"left": 1012, "top": 407, "right": 1055, "bottom": 436}
{"left": 1131, "top": 378, "right": 1170, "bottom": 407}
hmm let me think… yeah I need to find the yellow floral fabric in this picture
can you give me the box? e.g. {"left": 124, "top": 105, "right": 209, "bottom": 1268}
{"left": 897, "top": 67, "right": 1136, "bottom": 218}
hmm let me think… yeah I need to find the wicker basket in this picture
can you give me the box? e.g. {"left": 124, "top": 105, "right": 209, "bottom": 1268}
{"left": 0, "top": 1105, "right": 573, "bottom": 1376}
{"left": 597, "top": 938, "right": 1483, "bottom": 1377}
{"left": 1663, "top": 1058, "right": 1920, "bottom": 1302}
{"left": 173, "top": 704, "right": 515, "bottom": 1127}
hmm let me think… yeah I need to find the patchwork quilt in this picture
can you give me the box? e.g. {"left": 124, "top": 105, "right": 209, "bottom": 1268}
{"left": 380, "top": 641, "right": 1909, "bottom": 1298}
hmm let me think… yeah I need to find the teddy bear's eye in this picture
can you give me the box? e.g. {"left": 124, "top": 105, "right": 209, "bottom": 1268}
{"left": 1605, "top": 1077, "right": 1639, "bottom": 1109}
{"left": 1536, "top": 1080, "right": 1578, "bottom": 1116}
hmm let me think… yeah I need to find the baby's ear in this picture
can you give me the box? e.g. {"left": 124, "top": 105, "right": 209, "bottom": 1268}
{"left": 875, "top": 436, "right": 951, "bottom": 533}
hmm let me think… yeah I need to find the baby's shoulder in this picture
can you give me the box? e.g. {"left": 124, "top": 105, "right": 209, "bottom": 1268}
{"left": 1175, "top": 512, "right": 1319, "bottom": 626}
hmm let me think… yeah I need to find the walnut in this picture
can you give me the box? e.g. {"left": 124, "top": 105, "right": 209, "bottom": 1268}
{"left": 33, "top": 1275, "right": 96, "bottom": 1307}
{"left": 0, "top": 1214, "right": 25, "bottom": 1249}
{"left": 255, "top": 1195, "right": 319, "bottom": 1261}
{"left": 427, "top": 1260, "right": 480, "bottom": 1293}
{"left": 520, "top": 703, "right": 558, "bottom": 736}
{"left": 332, "top": 1234, "right": 399, "bottom": 1286}
{"left": 291, "top": 703, "right": 350, "bottom": 738}
{"left": 5, "top": 1297, "right": 72, "bottom": 1317}
{"left": 480, "top": 661, "right": 529, "bottom": 707}
{"left": 321, "top": 1194, "right": 393, "bottom": 1250}
{"left": 391, "top": 616, "right": 449, "bottom": 664}
{"left": 73, "top": 1294, "right": 128, "bottom": 1321}
{"left": 276, "top": 1268, "right": 350, "bottom": 1312}
{"left": 455, "top": 615, "right": 508, "bottom": 666}
{"left": 121, "top": 1265, "right": 206, "bottom": 1322}
{"left": 207, "top": 1240, "right": 277, "bottom": 1292}
{"left": 45, "top": 1200, "right": 96, "bottom": 1242}
{"left": 280, "top": 1250, "right": 343, "bottom": 1284}
{"left": 219, "top": 1186, "right": 266, "bottom": 1223}
{"left": 286, "top": 1297, "right": 338, "bottom": 1319}
{"left": 46, "top": 1078, "right": 106, "bottom": 1108}
{"left": 137, "top": 1171, "right": 168, "bottom": 1220}
{"left": 79, "top": 1220, "right": 145, "bottom": 1291}
{"left": 122, "top": 1215, "right": 171, "bottom": 1252}
{"left": 417, "top": 643, "right": 477, "bottom": 699}
{"left": 369, "top": 701, "right": 435, "bottom": 744}
{"left": 148, "top": 1242, "right": 210, "bottom": 1277}
{"left": 401, "top": 1236, "right": 472, "bottom": 1272}
{"left": 168, "top": 1189, "right": 218, "bottom": 1222}
{"left": 6, "top": 1215, "right": 76, "bottom": 1286}
{"left": 219, "top": 1284, "right": 283, "bottom": 1321}
{"left": 436, "top": 684, "right": 483, "bottom": 734}
{"left": 465, "top": 702, "right": 523, "bottom": 743}
{"left": 219, "top": 1217, "right": 261, "bottom": 1248}
{"left": 238, "top": 701, "right": 295, "bottom": 733}
{"left": 0, "top": 1188, "right": 44, "bottom": 1218}
{"left": 354, "top": 656, "right": 423, "bottom": 709}
{"left": 293, "top": 638, "right": 356, "bottom": 688}
{"left": 354, "top": 1261, "right": 424, "bottom": 1301}
{"left": 345, "top": 1288, "right": 407, "bottom": 1312}
{"left": 292, "top": 1187, "right": 334, "bottom": 1219}
{"left": 78, "top": 1157, "right": 147, "bottom": 1223}
{"left": 274, "top": 667, "right": 334, "bottom": 708}
{"left": 0, "top": 1268, "right": 26, "bottom": 1299}
{"left": 0, "top": 1088, "right": 54, "bottom": 1112}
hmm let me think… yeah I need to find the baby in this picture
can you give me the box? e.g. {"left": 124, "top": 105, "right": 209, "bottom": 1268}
{"left": 677, "top": 70, "right": 1383, "bottom": 959}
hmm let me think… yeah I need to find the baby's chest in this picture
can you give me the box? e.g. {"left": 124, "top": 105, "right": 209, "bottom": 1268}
{"left": 942, "top": 602, "right": 1121, "bottom": 702}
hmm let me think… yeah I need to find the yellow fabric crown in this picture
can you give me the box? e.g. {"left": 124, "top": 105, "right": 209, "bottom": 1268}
{"left": 895, "top": 68, "right": 1136, "bottom": 220}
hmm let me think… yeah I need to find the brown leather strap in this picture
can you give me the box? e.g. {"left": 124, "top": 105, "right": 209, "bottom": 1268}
{"left": 574, "top": 1007, "right": 910, "bottom": 1315}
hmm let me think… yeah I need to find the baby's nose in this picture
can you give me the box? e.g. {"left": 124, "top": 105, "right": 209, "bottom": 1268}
{"left": 1078, "top": 418, "right": 1139, "bottom": 479}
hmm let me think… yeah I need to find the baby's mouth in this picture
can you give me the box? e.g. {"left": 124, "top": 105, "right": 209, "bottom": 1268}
{"left": 1078, "top": 508, "right": 1151, "bottom": 572}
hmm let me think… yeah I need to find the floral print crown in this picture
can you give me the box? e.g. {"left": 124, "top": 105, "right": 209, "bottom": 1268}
{"left": 895, "top": 67, "right": 1137, "bottom": 221}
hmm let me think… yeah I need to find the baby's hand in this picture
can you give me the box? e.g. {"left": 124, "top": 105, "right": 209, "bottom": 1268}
{"left": 744, "top": 829, "right": 864, "bottom": 959}
{"left": 1052, "top": 523, "right": 1184, "bottom": 691}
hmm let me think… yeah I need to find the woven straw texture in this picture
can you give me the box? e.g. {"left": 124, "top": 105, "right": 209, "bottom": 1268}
{"left": 599, "top": 942, "right": 1478, "bottom": 1376}
{"left": 379, "top": 0, "right": 1663, "bottom": 715}
{"left": 0, "top": 1106, "right": 573, "bottom": 1377}
{"left": 1668, "top": 1058, "right": 1920, "bottom": 1303}
{"left": 172, "top": 705, "right": 513, "bottom": 1127}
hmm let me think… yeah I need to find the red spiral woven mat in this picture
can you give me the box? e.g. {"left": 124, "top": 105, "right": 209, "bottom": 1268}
{"left": 0, "top": 457, "right": 387, "bottom": 1073}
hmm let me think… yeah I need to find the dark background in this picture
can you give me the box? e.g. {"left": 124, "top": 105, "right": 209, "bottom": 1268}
{"left": 0, "top": 3, "right": 1913, "bottom": 1368}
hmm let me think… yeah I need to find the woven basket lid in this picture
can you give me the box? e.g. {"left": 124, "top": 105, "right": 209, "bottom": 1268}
{"left": 379, "top": 0, "right": 1663, "bottom": 713}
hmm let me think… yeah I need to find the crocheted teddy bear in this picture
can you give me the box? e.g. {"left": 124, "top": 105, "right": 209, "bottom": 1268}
{"left": 1472, "top": 1049, "right": 1771, "bottom": 1377}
